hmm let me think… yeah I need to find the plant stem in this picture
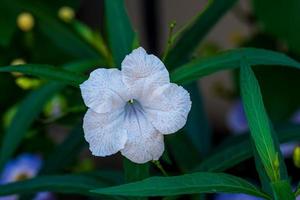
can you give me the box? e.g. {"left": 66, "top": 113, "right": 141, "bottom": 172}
{"left": 162, "top": 21, "right": 176, "bottom": 62}
{"left": 152, "top": 160, "right": 168, "bottom": 176}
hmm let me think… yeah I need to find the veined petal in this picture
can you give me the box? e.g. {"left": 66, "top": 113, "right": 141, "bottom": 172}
{"left": 83, "top": 109, "right": 127, "bottom": 157}
{"left": 120, "top": 103, "right": 164, "bottom": 163}
{"left": 144, "top": 83, "right": 192, "bottom": 134}
{"left": 80, "top": 68, "right": 129, "bottom": 113}
{"left": 121, "top": 47, "right": 170, "bottom": 91}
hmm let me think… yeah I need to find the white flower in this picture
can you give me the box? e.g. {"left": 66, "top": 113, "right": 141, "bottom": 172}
{"left": 80, "top": 47, "right": 192, "bottom": 164}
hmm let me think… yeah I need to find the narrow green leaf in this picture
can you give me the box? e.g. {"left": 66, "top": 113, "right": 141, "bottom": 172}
{"left": 40, "top": 125, "right": 86, "bottom": 174}
{"left": 92, "top": 172, "right": 270, "bottom": 199}
{"left": 105, "top": 0, "right": 134, "bottom": 66}
{"left": 239, "top": 64, "right": 292, "bottom": 198}
{"left": 0, "top": 64, "right": 86, "bottom": 86}
{"left": 271, "top": 180, "right": 294, "bottom": 200}
{"left": 240, "top": 63, "right": 279, "bottom": 181}
{"left": 171, "top": 48, "right": 300, "bottom": 85}
{"left": 0, "top": 60, "right": 101, "bottom": 171}
{"left": 0, "top": 173, "right": 114, "bottom": 196}
{"left": 165, "top": 0, "right": 238, "bottom": 68}
{"left": 252, "top": 141, "right": 272, "bottom": 194}
{"left": 194, "top": 124, "right": 300, "bottom": 173}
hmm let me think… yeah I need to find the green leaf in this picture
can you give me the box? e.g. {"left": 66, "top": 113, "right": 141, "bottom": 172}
{"left": 240, "top": 62, "right": 280, "bottom": 182}
{"left": 0, "top": 60, "right": 101, "bottom": 171}
{"left": 0, "top": 83, "right": 63, "bottom": 171}
{"left": 252, "top": 141, "right": 272, "bottom": 194}
{"left": 0, "top": 64, "right": 86, "bottom": 86}
{"left": 0, "top": 173, "right": 115, "bottom": 196}
{"left": 92, "top": 172, "right": 270, "bottom": 199}
{"left": 194, "top": 124, "right": 300, "bottom": 172}
{"left": 40, "top": 125, "right": 86, "bottom": 174}
{"left": 271, "top": 180, "right": 294, "bottom": 200}
{"left": 171, "top": 48, "right": 300, "bottom": 85}
{"left": 165, "top": 0, "right": 238, "bottom": 68}
{"left": 105, "top": 0, "right": 134, "bottom": 66}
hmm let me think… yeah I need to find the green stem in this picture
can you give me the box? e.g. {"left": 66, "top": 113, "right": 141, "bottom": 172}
{"left": 162, "top": 21, "right": 176, "bottom": 62}
{"left": 152, "top": 160, "right": 168, "bottom": 176}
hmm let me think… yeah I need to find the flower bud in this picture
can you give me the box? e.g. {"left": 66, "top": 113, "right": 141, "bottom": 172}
{"left": 293, "top": 146, "right": 300, "bottom": 168}
{"left": 58, "top": 6, "right": 75, "bottom": 23}
{"left": 17, "top": 12, "right": 34, "bottom": 32}
{"left": 10, "top": 58, "right": 26, "bottom": 77}
{"left": 15, "top": 77, "right": 41, "bottom": 90}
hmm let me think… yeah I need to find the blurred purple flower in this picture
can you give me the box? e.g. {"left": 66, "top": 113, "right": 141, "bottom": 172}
{"left": 33, "top": 192, "right": 56, "bottom": 200}
{"left": 291, "top": 109, "right": 300, "bottom": 124}
{"left": 1, "top": 153, "right": 42, "bottom": 184}
{"left": 226, "top": 99, "right": 299, "bottom": 158}
{"left": 0, "top": 153, "right": 55, "bottom": 200}
{"left": 215, "top": 193, "right": 262, "bottom": 200}
{"left": 226, "top": 100, "right": 248, "bottom": 134}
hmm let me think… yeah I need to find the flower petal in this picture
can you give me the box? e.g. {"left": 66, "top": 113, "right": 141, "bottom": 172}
{"left": 80, "top": 68, "right": 129, "bottom": 113}
{"left": 121, "top": 132, "right": 164, "bottom": 164}
{"left": 83, "top": 109, "right": 127, "bottom": 157}
{"left": 120, "top": 105, "right": 164, "bottom": 163}
{"left": 121, "top": 47, "right": 170, "bottom": 90}
{"left": 143, "top": 83, "right": 192, "bottom": 134}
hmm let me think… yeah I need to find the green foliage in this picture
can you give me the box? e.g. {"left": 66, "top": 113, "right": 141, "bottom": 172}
{"left": 253, "top": 0, "right": 300, "bottom": 55}
{"left": 0, "top": 83, "right": 63, "bottom": 171}
{"left": 0, "top": 173, "right": 119, "bottom": 196}
{"left": 194, "top": 124, "right": 300, "bottom": 172}
{"left": 104, "top": 0, "right": 134, "bottom": 66}
{"left": 240, "top": 63, "right": 279, "bottom": 181}
{"left": 171, "top": 48, "right": 300, "bottom": 85}
{"left": 271, "top": 180, "right": 294, "bottom": 200}
{"left": 92, "top": 172, "right": 270, "bottom": 199}
{"left": 0, "top": 64, "right": 86, "bottom": 87}
{"left": 165, "top": 0, "right": 238, "bottom": 67}
{"left": 40, "top": 125, "right": 86, "bottom": 174}
{"left": 0, "top": 0, "right": 300, "bottom": 199}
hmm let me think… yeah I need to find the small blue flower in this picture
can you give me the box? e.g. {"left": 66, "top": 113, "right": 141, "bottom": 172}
{"left": 1, "top": 153, "right": 42, "bottom": 184}
{"left": 0, "top": 153, "right": 55, "bottom": 200}
{"left": 33, "top": 192, "right": 55, "bottom": 200}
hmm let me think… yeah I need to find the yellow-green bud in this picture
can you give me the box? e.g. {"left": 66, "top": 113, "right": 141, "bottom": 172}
{"left": 17, "top": 12, "right": 35, "bottom": 32}
{"left": 10, "top": 58, "right": 26, "bottom": 77}
{"left": 293, "top": 146, "right": 300, "bottom": 168}
{"left": 58, "top": 6, "right": 75, "bottom": 23}
{"left": 15, "top": 77, "right": 41, "bottom": 90}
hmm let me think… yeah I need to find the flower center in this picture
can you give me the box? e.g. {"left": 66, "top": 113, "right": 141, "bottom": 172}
{"left": 125, "top": 99, "right": 145, "bottom": 120}
{"left": 128, "top": 99, "right": 135, "bottom": 104}
{"left": 14, "top": 172, "right": 30, "bottom": 181}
